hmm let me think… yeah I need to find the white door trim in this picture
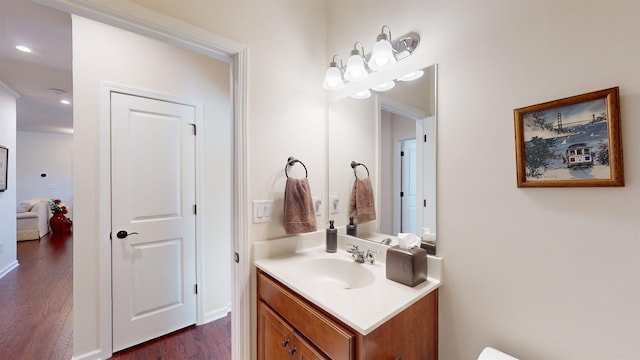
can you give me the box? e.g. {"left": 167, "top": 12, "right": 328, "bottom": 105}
{"left": 36, "top": 1, "right": 250, "bottom": 359}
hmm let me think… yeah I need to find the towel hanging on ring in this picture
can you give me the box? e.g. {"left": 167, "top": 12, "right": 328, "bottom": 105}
{"left": 283, "top": 157, "right": 317, "bottom": 234}
{"left": 349, "top": 161, "right": 376, "bottom": 223}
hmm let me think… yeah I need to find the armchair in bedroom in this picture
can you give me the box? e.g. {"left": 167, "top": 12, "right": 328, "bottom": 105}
{"left": 17, "top": 198, "right": 51, "bottom": 241}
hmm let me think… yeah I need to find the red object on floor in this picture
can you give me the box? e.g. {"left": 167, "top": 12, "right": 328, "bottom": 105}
{"left": 50, "top": 212, "right": 71, "bottom": 234}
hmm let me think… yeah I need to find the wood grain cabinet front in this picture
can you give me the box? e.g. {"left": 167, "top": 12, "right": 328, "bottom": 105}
{"left": 257, "top": 269, "right": 438, "bottom": 360}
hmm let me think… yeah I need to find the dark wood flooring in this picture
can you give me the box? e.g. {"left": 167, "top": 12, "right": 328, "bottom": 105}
{"left": 0, "top": 232, "right": 232, "bottom": 360}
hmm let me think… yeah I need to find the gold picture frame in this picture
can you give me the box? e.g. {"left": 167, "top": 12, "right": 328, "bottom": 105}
{"left": 514, "top": 87, "right": 623, "bottom": 187}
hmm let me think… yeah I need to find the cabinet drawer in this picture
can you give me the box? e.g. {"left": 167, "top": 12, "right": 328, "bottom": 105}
{"left": 258, "top": 271, "right": 355, "bottom": 359}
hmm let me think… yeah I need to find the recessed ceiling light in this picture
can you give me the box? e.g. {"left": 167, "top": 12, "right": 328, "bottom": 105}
{"left": 60, "top": 100, "right": 71, "bottom": 105}
{"left": 16, "top": 45, "right": 32, "bottom": 53}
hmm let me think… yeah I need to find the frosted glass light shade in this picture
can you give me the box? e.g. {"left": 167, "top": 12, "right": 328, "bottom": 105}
{"left": 351, "top": 90, "right": 371, "bottom": 99}
{"left": 344, "top": 54, "right": 368, "bottom": 81}
{"left": 373, "top": 81, "right": 395, "bottom": 92}
{"left": 323, "top": 66, "right": 344, "bottom": 90}
{"left": 368, "top": 39, "right": 396, "bottom": 71}
{"left": 398, "top": 69, "right": 424, "bottom": 82}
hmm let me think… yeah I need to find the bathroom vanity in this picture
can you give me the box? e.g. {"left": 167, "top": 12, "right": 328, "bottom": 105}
{"left": 255, "top": 233, "right": 442, "bottom": 359}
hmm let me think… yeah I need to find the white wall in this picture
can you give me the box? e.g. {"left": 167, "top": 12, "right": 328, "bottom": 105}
{"left": 0, "top": 83, "right": 18, "bottom": 277}
{"left": 131, "top": 0, "right": 329, "bottom": 243}
{"left": 327, "top": 1, "right": 640, "bottom": 359}
{"left": 72, "top": 16, "right": 231, "bottom": 358}
{"left": 16, "top": 131, "right": 73, "bottom": 217}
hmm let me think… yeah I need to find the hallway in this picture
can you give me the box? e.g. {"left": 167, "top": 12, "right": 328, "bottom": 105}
{"left": 0, "top": 233, "right": 73, "bottom": 359}
{"left": 0, "top": 232, "right": 231, "bottom": 360}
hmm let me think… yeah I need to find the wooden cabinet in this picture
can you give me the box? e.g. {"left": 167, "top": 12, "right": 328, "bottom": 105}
{"left": 257, "top": 269, "right": 438, "bottom": 360}
{"left": 258, "top": 301, "right": 328, "bottom": 359}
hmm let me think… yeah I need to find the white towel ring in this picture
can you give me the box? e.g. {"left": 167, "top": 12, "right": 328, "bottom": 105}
{"left": 285, "top": 156, "right": 308, "bottom": 178}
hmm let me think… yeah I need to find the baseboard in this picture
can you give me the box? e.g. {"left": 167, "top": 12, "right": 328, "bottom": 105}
{"left": 0, "top": 260, "right": 19, "bottom": 279}
{"left": 71, "top": 348, "right": 104, "bottom": 360}
{"left": 201, "top": 302, "right": 232, "bottom": 324}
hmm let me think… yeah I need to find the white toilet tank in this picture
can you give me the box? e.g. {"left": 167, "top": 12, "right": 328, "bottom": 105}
{"left": 478, "top": 347, "right": 519, "bottom": 360}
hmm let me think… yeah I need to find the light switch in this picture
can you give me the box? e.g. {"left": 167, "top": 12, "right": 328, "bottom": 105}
{"left": 329, "top": 194, "right": 340, "bottom": 214}
{"left": 252, "top": 200, "right": 274, "bottom": 223}
{"left": 312, "top": 196, "right": 322, "bottom": 216}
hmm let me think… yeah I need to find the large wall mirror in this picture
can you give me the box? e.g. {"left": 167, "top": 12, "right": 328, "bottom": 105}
{"left": 328, "top": 64, "right": 437, "bottom": 253}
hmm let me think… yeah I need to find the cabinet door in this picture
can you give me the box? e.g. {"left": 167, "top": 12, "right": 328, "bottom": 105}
{"left": 291, "top": 332, "right": 330, "bottom": 360}
{"left": 258, "top": 301, "right": 294, "bottom": 360}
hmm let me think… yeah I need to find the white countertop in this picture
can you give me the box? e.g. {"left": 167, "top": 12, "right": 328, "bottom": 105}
{"left": 254, "top": 232, "right": 442, "bottom": 335}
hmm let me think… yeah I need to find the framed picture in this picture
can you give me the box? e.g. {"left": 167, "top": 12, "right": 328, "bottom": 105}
{"left": 514, "top": 87, "right": 623, "bottom": 187}
{"left": 0, "top": 146, "right": 7, "bottom": 192}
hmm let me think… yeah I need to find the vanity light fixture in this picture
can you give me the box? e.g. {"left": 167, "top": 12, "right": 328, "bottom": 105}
{"left": 322, "top": 55, "right": 345, "bottom": 90}
{"left": 372, "top": 80, "right": 396, "bottom": 92}
{"left": 368, "top": 26, "right": 396, "bottom": 71}
{"left": 322, "top": 26, "right": 420, "bottom": 90}
{"left": 351, "top": 90, "right": 371, "bottom": 100}
{"left": 398, "top": 69, "right": 424, "bottom": 82}
{"left": 344, "top": 42, "right": 368, "bottom": 82}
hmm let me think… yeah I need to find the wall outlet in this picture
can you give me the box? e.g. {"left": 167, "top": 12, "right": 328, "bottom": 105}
{"left": 329, "top": 194, "right": 340, "bottom": 214}
{"left": 252, "top": 200, "right": 273, "bottom": 223}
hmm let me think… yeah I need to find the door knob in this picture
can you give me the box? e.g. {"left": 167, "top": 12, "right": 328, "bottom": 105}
{"left": 116, "top": 230, "right": 139, "bottom": 239}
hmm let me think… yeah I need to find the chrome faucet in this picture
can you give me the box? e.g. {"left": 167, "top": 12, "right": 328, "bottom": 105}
{"left": 346, "top": 244, "right": 377, "bottom": 264}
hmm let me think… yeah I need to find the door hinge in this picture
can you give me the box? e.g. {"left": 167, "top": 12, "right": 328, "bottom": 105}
{"left": 400, "top": 150, "right": 405, "bottom": 157}
{"left": 424, "top": 199, "right": 427, "bottom": 207}
{"left": 193, "top": 204, "right": 197, "bottom": 215}
{"left": 190, "top": 123, "right": 196, "bottom": 135}
{"left": 234, "top": 252, "right": 240, "bottom": 263}
{"left": 194, "top": 284, "right": 198, "bottom": 294}
{"left": 400, "top": 191, "right": 404, "bottom": 197}
{"left": 424, "top": 134, "right": 427, "bottom": 142}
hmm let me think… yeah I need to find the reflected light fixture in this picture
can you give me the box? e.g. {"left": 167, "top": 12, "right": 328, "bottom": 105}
{"left": 344, "top": 42, "right": 368, "bottom": 82}
{"left": 398, "top": 69, "right": 424, "bottom": 82}
{"left": 368, "top": 25, "right": 396, "bottom": 71}
{"left": 322, "top": 55, "right": 344, "bottom": 90}
{"left": 373, "top": 80, "right": 396, "bottom": 92}
{"left": 60, "top": 99, "right": 71, "bottom": 105}
{"left": 351, "top": 90, "right": 371, "bottom": 99}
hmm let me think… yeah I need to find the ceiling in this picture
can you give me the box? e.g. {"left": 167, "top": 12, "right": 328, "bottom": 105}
{"left": 0, "top": 0, "right": 72, "bottom": 134}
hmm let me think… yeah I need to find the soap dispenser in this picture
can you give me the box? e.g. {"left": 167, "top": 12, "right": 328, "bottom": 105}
{"left": 346, "top": 217, "right": 357, "bottom": 237}
{"left": 326, "top": 220, "right": 337, "bottom": 253}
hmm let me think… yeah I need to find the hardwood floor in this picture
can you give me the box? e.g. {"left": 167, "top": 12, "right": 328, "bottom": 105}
{"left": 0, "top": 232, "right": 232, "bottom": 360}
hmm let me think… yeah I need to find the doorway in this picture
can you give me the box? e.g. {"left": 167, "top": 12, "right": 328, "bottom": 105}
{"left": 110, "top": 92, "right": 198, "bottom": 352}
{"left": 71, "top": 13, "right": 245, "bottom": 359}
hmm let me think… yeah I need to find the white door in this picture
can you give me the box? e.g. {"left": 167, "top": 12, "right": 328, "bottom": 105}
{"left": 400, "top": 139, "right": 417, "bottom": 233}
{"left": 111, "top": 92, "right": 197, "bottom": 352}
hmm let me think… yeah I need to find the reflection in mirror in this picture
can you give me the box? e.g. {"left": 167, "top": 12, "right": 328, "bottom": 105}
{"left": 328, "top": 64, "right": 437, "bottom": 254}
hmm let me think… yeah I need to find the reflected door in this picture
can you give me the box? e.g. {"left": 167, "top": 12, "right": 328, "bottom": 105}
{"left": 400, "top": 138, "right": 417, "bottom": 233}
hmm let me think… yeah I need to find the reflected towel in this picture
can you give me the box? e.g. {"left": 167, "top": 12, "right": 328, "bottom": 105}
{"left": 349, "top": 178, "right": 376, "bottom": 223}
{"left": 283, "top": 177, "right": 317, "bottom": 234}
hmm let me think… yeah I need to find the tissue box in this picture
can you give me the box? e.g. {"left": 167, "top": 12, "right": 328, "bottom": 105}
{"left": 385, "top": 245, "right": 428, "bottom": 287}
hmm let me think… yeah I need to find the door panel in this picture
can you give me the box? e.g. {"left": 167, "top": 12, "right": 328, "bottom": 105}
{"left": 111, "top": 92, "right": 196, "bottom": 352}
{"left": 400, "top": 138, "right": 417, "bottom": 233}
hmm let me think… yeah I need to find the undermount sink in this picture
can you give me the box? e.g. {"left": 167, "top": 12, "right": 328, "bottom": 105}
{"left": 297, "top": 257, "right": 375, "bottom": 290}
